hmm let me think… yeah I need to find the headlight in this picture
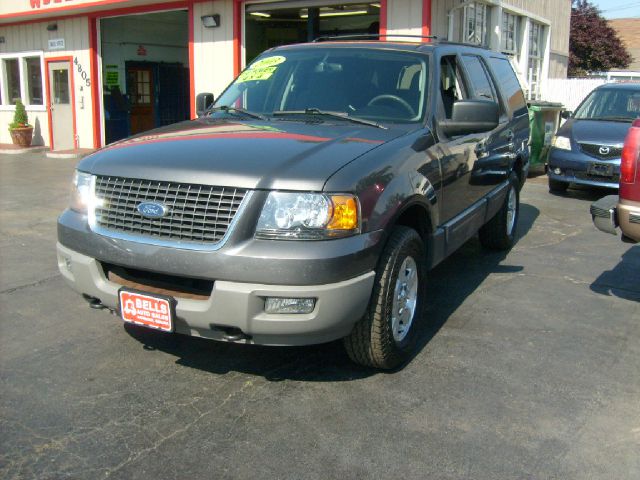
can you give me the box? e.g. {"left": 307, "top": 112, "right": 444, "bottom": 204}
{"left": 553, "top": 135, "right": 571, "bottom": 151}
{"left": 256, "top": 192, "right": 359, "bottom": 240}
{"left": 70, "top": 170, "right": 93, "bottom": 213}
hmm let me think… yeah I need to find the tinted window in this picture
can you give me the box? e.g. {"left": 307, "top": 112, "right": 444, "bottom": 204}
{"left": 574, "top": 88, "right": 640, "bottom": 122}
{"left": 439, "top": 56, "right": 467, "bottom": 119}
{"left": 461, "top": 55, "right": 495, "bottom": 101}
{"left": 487, "top": 56, "right": 527, "bottom": 116}
{"left": 216, "top": 48, "right": 429, "bottom": 124}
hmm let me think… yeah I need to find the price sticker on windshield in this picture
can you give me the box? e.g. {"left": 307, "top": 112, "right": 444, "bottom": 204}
{"left": 237, "top": 56, "right": 286, "bottom": 83}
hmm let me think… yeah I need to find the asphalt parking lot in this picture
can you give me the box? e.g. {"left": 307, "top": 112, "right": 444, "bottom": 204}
{"left": 1, "top": 151, "right": 639, "bottom": 480}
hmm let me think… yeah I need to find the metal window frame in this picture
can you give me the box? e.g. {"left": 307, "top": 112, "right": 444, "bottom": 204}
{"left": 461, "top": 1, "right": 488, "bottom": 46}
{"left": 501, "top": 10, "right": 518, "bottom": 55}
{"left": 527, "top": 20, "right": 544, "bottom": 100}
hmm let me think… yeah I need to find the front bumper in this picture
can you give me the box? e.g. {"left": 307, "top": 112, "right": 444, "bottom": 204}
{"left": 547, "top": 147, "right": 620, "bottom": 189}
{"left": 57, "top": 242, "right": 375, "bottom": 345}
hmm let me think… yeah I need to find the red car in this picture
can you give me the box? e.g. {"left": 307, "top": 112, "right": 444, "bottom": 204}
{"left": 591, "top": 118, "right": 640, "bottom": 242}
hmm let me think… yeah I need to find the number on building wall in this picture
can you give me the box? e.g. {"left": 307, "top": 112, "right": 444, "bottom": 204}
{"left": 73, "top": 57, "right": 91, "bottom": 88}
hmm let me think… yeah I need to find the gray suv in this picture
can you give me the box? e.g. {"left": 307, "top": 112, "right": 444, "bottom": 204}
{"left": 57, "top": 39, "right": 530, "bottom": 369}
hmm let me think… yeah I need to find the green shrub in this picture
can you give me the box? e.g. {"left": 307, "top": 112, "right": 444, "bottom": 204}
{"left": 9, "top": 100, "right": 31, "bottom": 130}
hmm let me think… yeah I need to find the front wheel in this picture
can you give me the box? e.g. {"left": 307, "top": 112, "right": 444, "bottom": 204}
{"left": 343, "top": 226, "right": 426, "bottom": 370}
{"left": 479, "top": 172, "right": 520, "bottom": 250}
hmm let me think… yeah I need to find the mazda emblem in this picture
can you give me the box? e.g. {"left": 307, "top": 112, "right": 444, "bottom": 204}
{"left": 137, "top": 202, "right": 169, "bottom": 218}
{"left": 599, "top": 146, "right": 610, "bottom": 155}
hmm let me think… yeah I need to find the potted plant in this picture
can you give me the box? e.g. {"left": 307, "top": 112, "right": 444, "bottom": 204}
{"left": 9, "top": 100, "right": 33, "bottom": 148}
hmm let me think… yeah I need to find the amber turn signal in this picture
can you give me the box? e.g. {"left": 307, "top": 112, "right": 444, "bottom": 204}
{"left": 327, "top": 195, "right": 359, "bottom": 231}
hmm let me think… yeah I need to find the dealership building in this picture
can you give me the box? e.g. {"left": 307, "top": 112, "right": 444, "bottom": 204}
{"left": 0, "top": 0, "right": 570, "bottom": 151}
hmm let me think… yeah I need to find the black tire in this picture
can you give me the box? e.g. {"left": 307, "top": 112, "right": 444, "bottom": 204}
{"left": 548, "top": 177, "right": 569, "bottom": 193}
{"left": 343, "top": 226, "right": 426, "bottom": 370}
{"left": 479, "top": 173, "right": 520, "bottom": 250}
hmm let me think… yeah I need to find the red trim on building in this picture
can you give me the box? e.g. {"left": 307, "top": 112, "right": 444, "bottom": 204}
{"left": 1, "top": 1, "right": 199, "bottom": 27}
{"left": 0, "top": 0, "right": 136, "bottom": 21}
{"left": 233, "top": 0, "right": 243, "bottom": 77}
{"left": 422, "top": 0, "right": 432, "bottom": 37}
{"left": 88, "top": 16, "right": 101, "bottom": 149}
{"left": 188, "top": 2, "right": 195, "bottom": 119}
{"left": 83, "top": 1, "right": 193, "bottom": 20}
{"left": 379, "top": 0, "right": 387, "bottom": 40}
{"left": 44, "top": 56, "right": 78, "bottom": 151}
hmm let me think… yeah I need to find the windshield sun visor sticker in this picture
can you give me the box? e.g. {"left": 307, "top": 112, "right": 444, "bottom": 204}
{"left": 237, "top": 56, "right": 286, "bottom": 83}
{"left": 250, "top": 56, "right": 286, "bottom": 69}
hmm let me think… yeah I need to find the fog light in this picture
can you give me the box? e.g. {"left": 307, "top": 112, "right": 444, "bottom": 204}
{"left": 64, "top": 256, "right": 73, "bottom": 271}
{"left": 553, "top": 167, "right": 562, "bottom": 175}
{"left": 264, "top": 297, "right": 316, "bottom": 314}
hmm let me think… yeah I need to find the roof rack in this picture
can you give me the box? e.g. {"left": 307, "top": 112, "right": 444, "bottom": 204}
{"left": 313, "top": 34, "right": 438, "bottom": 43}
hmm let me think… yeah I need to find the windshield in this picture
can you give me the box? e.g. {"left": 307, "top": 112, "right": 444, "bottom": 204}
{"left": 574, "top": 88, "right": 640, "bottom": 121}
{"left": 214, "top": 47, "right": 429, "bottom": 124}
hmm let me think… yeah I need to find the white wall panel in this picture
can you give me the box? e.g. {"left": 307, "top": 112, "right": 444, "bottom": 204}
{"left": 386, "top": 0, "right": 423, "bottom": 36}
{"left": 194, "top": 0, "right": 236, "bottom": 101}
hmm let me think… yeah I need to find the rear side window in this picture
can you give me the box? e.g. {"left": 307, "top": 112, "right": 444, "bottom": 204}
{"left": 460, "top": 55, "right": 495, "bottom": 101}
{"left": 487, "top": 57, "right": 527, "bottom": 117}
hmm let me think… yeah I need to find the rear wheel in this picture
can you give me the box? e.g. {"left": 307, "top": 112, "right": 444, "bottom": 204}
{"left": 343, "top": 226, "right": 426, "bottom": 370}
{"left": 548, "top": 177, "right": 569, "bottom": 193}
{"left": 479, "top": 172, "right": 520, "bottom": 250}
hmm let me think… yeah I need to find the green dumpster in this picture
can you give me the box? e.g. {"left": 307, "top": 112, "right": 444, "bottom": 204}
{"left": 528, "top": 101, "right": 564, "bottom": 173}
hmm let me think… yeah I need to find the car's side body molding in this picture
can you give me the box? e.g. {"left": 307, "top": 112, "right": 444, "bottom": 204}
{"left": 429, "top": 180, "right": 508, "bottom": 268}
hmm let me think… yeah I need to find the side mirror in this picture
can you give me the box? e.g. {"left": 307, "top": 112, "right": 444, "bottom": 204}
{"left": 561, "top": 110, "right": 572, "bottom": 120}
{"left": 196, "top": 92, "right": 214, "bottom": 117}
{"left": 439, "top": 99, "right": 499, "bottom": 137}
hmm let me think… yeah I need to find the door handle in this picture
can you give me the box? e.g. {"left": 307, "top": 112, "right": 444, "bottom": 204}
{"left": 474, "top": 143, "right": 487, "bottom": 157}
{"left": 505, "top": 130, "right": 515, "bottom": 151}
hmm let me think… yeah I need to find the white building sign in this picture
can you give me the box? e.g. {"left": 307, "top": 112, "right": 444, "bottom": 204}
{"left": 48, "top": 38, "right": 65, "bottom": 50}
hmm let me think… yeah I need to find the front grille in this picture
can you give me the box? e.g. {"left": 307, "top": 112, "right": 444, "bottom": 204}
{"left": 93, "top": 176, "right": 248, "bottom": 244}
{"left": 579, "top": 143, "right": 622, "bottom": 160}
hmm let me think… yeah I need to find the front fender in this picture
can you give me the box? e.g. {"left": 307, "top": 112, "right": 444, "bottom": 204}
{"left": 367, "top": 171, "right": 438, "bottom": 234}
{"left": 323, "top": 130, "right": 441, "bottom": 235}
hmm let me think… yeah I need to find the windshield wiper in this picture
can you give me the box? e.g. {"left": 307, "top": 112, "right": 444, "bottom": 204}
{"left": 578, "top": 116, "right": 634, "bottom": 123}
{"left": 272, "top": 108, "right": 386, "bottom": 129}
{"left": 207, "top": 105, "right": 267, "bottom": 121}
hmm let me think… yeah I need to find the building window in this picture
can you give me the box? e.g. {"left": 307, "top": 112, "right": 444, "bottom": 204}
{"left": 463, "top": 2, "right": 488, "bottom": 46}
{"left": 0, "top": 52, "right": 45, "bottom": 107}
{"left": 528, "top": 21, "right": 543, "bottom": 100}
{"left": 25, "top": 57, "right": 43, "bottom": 105}
{"left": 128, "top": 68, "right": 153, "bottom": 105}
{"left": 501, "top": 11, "right": 518, "bottom": 56}
{"left": 4, "top": 58, "right": 21, "bottom": 105}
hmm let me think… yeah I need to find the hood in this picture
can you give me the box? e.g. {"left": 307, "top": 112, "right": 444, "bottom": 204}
{"left": 559, "top": 118, "right": 631, "bottom": 146}
{"left": 79, "top": 118, "right": 408, "bottom": 191}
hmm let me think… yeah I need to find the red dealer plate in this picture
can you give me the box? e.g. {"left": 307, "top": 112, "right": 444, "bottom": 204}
{"left": 119, "top": 289, "right": 174, "bottom": 332}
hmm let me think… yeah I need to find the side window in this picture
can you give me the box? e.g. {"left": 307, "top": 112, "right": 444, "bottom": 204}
{"left": 439, "top": 56, "right": 467, "bottom": 119}
{"left": 460, "top": 55, "right": 495, "bottom": 101}
{"left": 487, "top": 57, "right": 527, "bottom": 117}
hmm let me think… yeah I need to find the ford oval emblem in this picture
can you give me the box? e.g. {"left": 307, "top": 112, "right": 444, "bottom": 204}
{"left": 137, "top": 202, "right": 168, "bottom": 218}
